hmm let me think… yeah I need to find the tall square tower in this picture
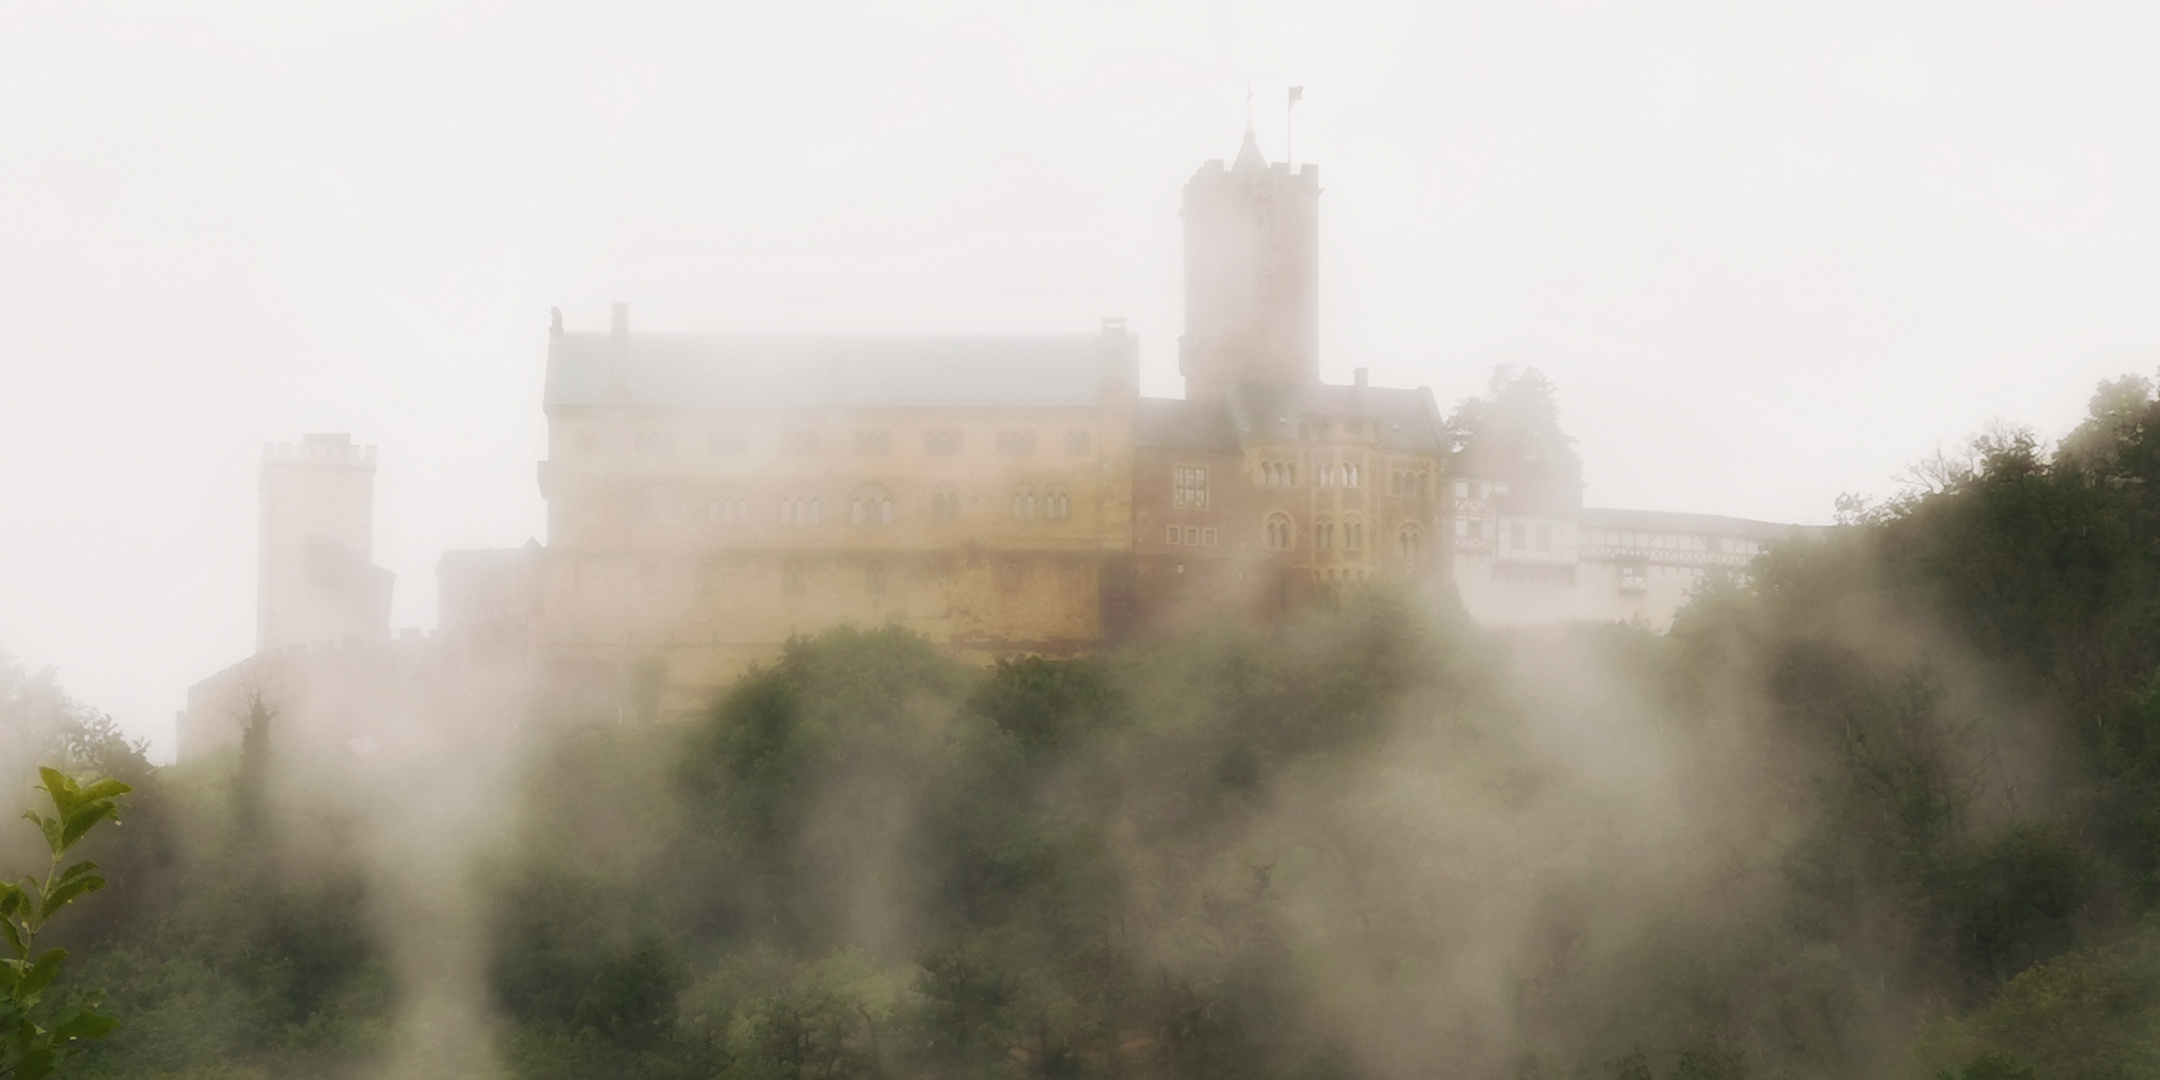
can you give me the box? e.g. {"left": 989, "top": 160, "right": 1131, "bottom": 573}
{"left": 1179, "top": 130, "right": 1322, "bottom": 400}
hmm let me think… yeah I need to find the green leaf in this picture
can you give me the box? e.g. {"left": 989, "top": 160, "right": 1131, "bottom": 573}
{"left": 38, "top": 875, "right": 105, "bottom": 920}
{"left": 19, "top": 947, "right": 66, "bottom": 997}
{"left": 77, "top": 779, "right": 131, "bottom": 802}
{"left": 59, "top": 802, "right": 116, "bottom": 849}
{"left": 0, "top": 912, "right": 25, "bottom": 958}
{"left": 16, "top": 1044, "right": 58, "bottom": 1080}
{"left": 53, "top": 861, "right": 97, "bottom": 888}
{"left": 36, "top": 767, "right": 73, "bottom": 803}
{"left": 50, "top": 1007, "right": 119, "bottom": 1042}
{"left": 20, "top": 811, "right": 60, "bottom": 855}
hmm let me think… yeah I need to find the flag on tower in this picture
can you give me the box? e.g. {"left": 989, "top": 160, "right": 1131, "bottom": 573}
{"left": 1289, "top": 86, "right": 1304, "bottom": 106}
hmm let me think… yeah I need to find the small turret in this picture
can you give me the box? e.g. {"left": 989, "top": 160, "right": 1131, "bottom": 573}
{"left": 257, "top": 434, "right": 393, "bottom": 651}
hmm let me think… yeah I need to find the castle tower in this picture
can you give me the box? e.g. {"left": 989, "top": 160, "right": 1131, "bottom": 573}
{"left": 257, "top": 433, "right": 393, "bottom": 651}
{"left": 1179, "top": 129, "right": 1321, "bottom": 401}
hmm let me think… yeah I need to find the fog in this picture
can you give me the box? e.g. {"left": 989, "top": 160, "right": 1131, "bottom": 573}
{"left": 6, "top": 1, "right": 2160, "bottom": 756}
{"left": 6, "top": 5, "right": 2160, "bottom": 1080}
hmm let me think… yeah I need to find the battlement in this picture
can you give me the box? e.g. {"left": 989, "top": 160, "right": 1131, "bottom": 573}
{"left": 1186, "top": 158, "right": 1320, "bottom": 187}
{"left": 263, "top": 434, "right": 376, "bottom": 466}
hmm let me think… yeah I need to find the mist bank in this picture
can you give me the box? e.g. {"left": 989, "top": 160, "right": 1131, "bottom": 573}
{"left": 20, "top": 374, "right": 2160, "bottom": 1079}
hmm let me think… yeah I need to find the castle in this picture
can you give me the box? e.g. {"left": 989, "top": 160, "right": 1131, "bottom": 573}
{"left": 178, "top": 132, "right": 1801, "bottom": 759}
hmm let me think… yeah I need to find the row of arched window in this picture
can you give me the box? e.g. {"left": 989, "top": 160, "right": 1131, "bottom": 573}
{"left": 1260, "top": 512, "right": 1423, "bottom": 560}
{"left": 1316, "top": 462, "right": 1362, "bottom": 488}
{"left": 1260, "top": 461, "right": 1431, "bottom": 494}
{"left": 642, "top": 484, "right": 1075, "bottom": 526}
{"left": 1311, "top": 519, "right": 1365, "bottom": 552}
{"left": 1010, "top": 485, "right": 1072, "bottom": 521}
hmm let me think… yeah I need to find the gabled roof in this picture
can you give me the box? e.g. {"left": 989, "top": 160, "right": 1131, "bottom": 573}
{"left": 545, "top": 332, "right": 1121, "bottom": 410}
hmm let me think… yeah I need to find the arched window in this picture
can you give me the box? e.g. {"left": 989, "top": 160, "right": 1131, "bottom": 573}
{"left": 849, "top": 484, "right": 894, "bottom": 526}
{"left": 708, "top": 491, "right": 751, "bottom": 525}
{"left": 780, "top": 490, "right": 821, "bottom": 525}
{"left": 1044, "top": 485, "right": 1071, "bottom": 521}
{"left": 1314, "top": 517, "right": 1334, "bottom": 550}
{"left": 1011, "top": 485, "right": 1036, "bottom": 520}
{"left": 1343, "top": 516, "right": 1365, "bottom": 552}
{"left": 1265, "top": 513, "right": 1295, "bottom": 551}
{"left": 1345, "top": 463, "right": 1362, "bottom": 488}
{"left": 1399, "top": 524, "right": 1422, "bottom": 562}
{"left": 931, "top": 487, "right": 961, "bottom": 523}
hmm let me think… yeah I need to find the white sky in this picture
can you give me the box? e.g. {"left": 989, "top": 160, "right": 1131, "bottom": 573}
{"left": 5, "top": 0, "right": 2160, "bottom": 759}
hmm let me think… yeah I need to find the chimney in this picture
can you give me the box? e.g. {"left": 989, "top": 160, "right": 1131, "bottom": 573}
{"left": 610, "top": 302, "right": 630, "bottom": 344}
{"left": 1353, "top": 367, "right": 1368, "bottom": 388}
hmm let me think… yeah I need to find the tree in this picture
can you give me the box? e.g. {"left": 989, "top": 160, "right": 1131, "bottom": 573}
{"left": 1448, "top": 366, "right": 1584, "bottom": 512}
{"left": 0, "top": 767, "right": 131, "bottom": 1079}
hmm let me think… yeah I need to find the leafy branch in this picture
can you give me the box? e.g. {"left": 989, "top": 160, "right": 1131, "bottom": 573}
{"left": 0, "top": 768, "right": 131, "bottom": 1080}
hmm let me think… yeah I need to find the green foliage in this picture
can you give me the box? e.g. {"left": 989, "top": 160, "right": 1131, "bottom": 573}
{"left": 0, "top": 768, "right": 131, "bottom": 1079}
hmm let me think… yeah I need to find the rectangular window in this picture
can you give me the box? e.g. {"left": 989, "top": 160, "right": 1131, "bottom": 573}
{"left": 1064, "top": 430, "right": 1092, "bottom": 456}
{"left": 924, "top": 429, "right": 963, "bottom": 455}
{"left": 707, "top": 430, "right": 746, "bottom": 455}
{"left": 1184, "top": 526, "right": 1200, "bottom": 546}
{"left": 1173, "top": 466, "right": 1209, "bottom": 509}
{"left": 1536, "top": 525, "right": 1552, "bottom": 553}
{"left": 1166, "top": 525, "right": 1182, "bottom": 545}
{"left": 1202, "top": 527, "right": 1218, "bottom": 547}
{"left": 995, "top": 430, "right": 1037, "bottom": 456}
{"left": 853, "top": 430, "right": 892, "bottom": 455}
{"left": 782, "top": 430, "right": 819, "bottom": 455}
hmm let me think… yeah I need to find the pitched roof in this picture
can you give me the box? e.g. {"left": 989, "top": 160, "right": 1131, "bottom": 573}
{"left": 1579, "top": 507, "right": 1820, "bottom": 540}
{"left": 545, "top": 332, "right": 1123, "bottom": 410}
{"left": 1135, "top": 381, "right": 1449, "bottom": 455}
{"left": 1135, "top": 397, "right": 1242, "bottom": 453}
{"left": 1227, "top": 381, "right": 1449, "bottom": 453}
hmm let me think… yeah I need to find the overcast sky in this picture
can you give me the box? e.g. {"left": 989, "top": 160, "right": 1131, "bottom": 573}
{"left": 5, "top": 0, "right": 2159, "bottom": 759}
